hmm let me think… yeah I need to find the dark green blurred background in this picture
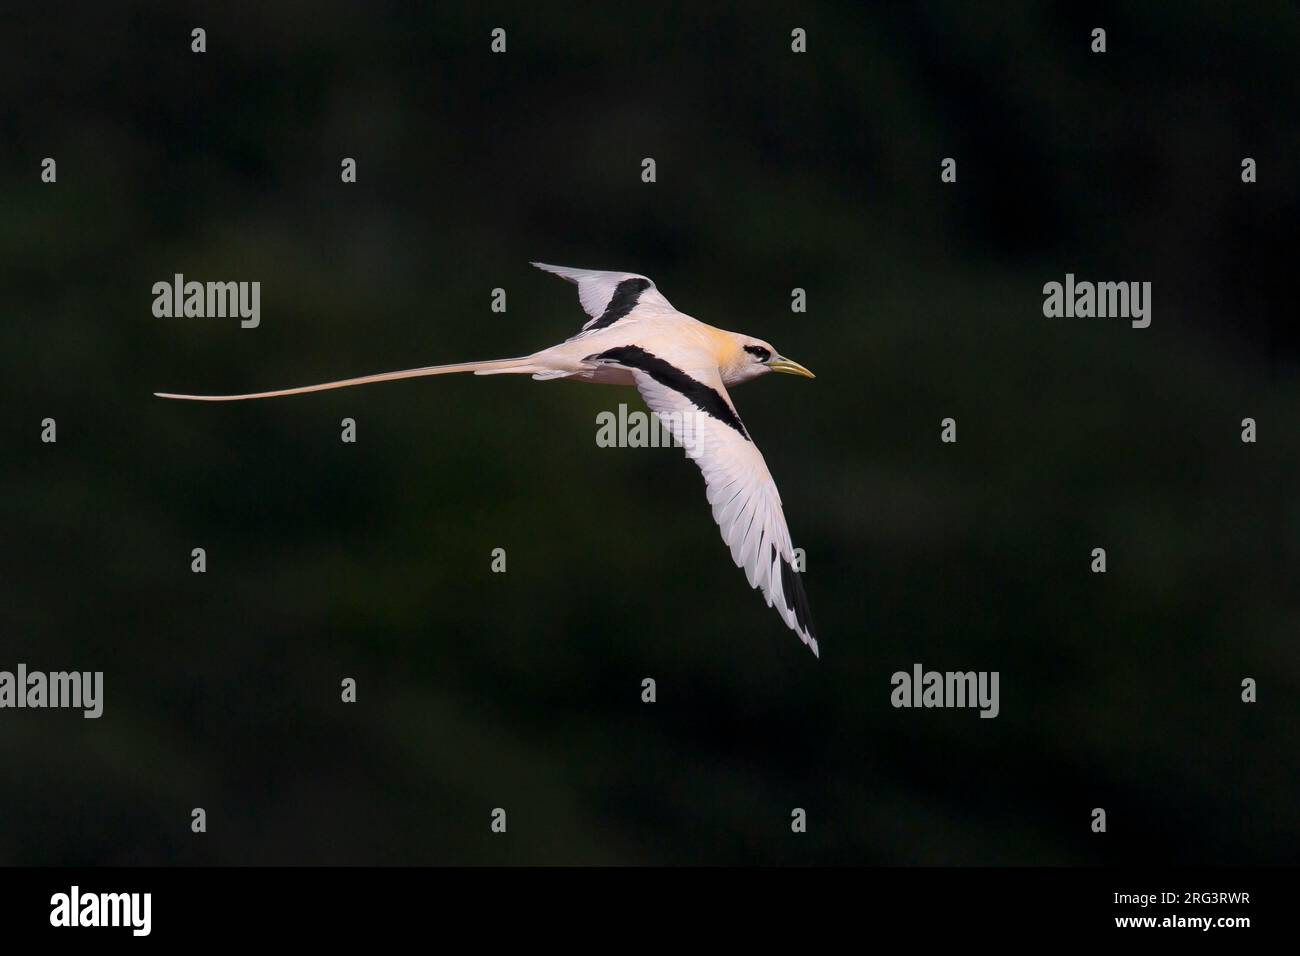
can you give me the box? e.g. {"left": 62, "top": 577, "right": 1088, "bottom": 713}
{"left": 2, "top": 2, "right": 1297, "bottom": 865}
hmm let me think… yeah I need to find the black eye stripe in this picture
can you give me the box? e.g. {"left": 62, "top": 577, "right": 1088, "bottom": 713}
{"left": 743, "top": 345, "right": 771, "bottom": 362}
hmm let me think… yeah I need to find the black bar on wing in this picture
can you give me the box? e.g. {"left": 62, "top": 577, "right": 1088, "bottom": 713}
{"left": 591, "top": 345, "right": 750, "bottom": 440}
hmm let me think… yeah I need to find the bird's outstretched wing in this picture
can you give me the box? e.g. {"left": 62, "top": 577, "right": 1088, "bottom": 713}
{"left": 531, "top": 262, "right": 679, "bottom": 337}
{"left": 590, "top": 345, "right": 818, "bottom": 656}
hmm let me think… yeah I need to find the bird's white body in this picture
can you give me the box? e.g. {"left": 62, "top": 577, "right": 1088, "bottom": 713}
{"left": 157, "top": 263, "right": 820, "bottom": 655}
{"left": 487, "top": 315, "right": 758, "bottom": 385}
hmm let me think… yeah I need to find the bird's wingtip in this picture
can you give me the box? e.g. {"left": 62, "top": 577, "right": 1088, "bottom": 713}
{"left": 531, "top": 261, "right": 579, "bottom": 280}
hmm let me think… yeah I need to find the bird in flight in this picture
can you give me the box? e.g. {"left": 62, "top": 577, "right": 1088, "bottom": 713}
{"left": 157, "top": 263, "right": 820, "bottom": 655}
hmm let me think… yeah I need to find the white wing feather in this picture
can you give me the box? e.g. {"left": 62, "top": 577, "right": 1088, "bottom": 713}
{"left": 530, "top": 262, "right": 679, "bottom": 333}
{"left": 628, "top": 367, "right": 818, "bottom": 656}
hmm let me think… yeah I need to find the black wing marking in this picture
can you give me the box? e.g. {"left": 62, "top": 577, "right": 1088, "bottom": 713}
{"left": 589, "top": 345, "right": 750, "bottom": 440}
{"left": 531, "top": 263, "right": 675, "bottom": 336}
{"left": 586, "top": 278, "right": 652, "bottom": 332}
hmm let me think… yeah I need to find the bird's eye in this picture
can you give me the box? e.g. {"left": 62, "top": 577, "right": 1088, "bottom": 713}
{"left": 744, "top": 345, "right": 771, "bottom": 363}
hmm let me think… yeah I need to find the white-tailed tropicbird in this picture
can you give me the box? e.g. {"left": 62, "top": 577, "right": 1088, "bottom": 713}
{"left": 157, "top": 263, "right": 820, "bottom": 655}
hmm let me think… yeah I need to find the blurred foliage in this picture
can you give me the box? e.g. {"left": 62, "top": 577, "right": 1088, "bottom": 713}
{"left": 0, "top": 2, "right": 1297, "bottom": 864}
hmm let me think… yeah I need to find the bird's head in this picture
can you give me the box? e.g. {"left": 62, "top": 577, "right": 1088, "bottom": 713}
{"left": 719, "top": 334, "right": 816, "bottom": 386}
